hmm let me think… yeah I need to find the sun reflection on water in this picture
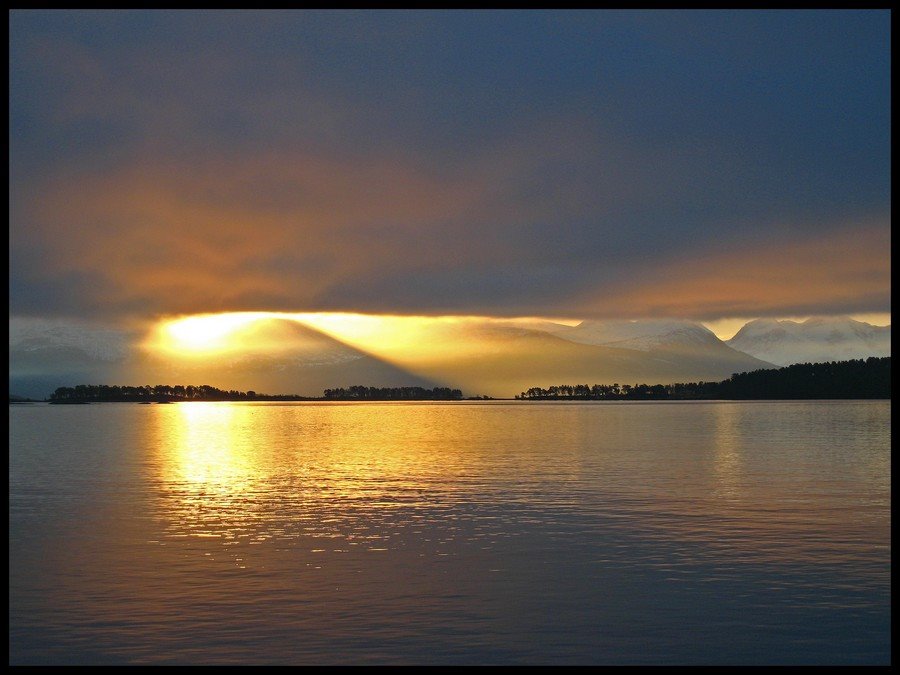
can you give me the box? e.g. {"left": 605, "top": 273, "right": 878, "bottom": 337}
{"left": 711, "top": 403, "right": 745, "bottom": 500}
{"left": 165, "top": 402, "right": 255, "bottom": 489}
{"left": 144, "top": 400, "right": 892, "bottom": 576}
{"left": 147, "top": 402, "right": 501, "bottom": 563}
{"left": 9, "top": 400, "right": 892, "bottom": 665}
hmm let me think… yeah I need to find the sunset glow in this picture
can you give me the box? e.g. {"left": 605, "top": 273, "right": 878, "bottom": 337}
{"left": 146, "top": 311, "right": 577, "bottom": 362}
{"left": 9, "top": 10, "right": 891, "bottom": 667}
{"left": 147, "top": 310, "right": 891, "bottom": 359}
{"left": 152, "top": 313, "right": 272, "bottom": 356}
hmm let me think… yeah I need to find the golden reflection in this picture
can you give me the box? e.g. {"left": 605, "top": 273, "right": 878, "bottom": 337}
{"left": 164, "top": 402, "right": 256, "bottom": 490}
{"left": 149, "top": 402, "right": 268, "bottom": 563}
{"left": 148, "top": 402, "right": 498, "bottom": 552}
{"left": 711, "top": 403, "right": 745, "bottom": 499}
{"left": 141, "top": 400, "right": 892, "bottom": 573}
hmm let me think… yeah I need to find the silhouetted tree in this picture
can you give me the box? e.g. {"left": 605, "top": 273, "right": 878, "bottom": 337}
{"left": 515, "top": 358, "right": 890, "bottom": 401}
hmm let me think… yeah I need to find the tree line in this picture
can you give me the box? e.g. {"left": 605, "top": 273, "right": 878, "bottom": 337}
{"left": 47, "top": 383, "right": 311, "bottom": 403}
{"left": 323, "top": 386, "right": 463, "bottom": 400}
{"left": 47, "top": 383, "right": 464, "bottom": 403}
{"left": 516, "top": 357, "right": 890, "bottom": 400}
{"left": 39, "top": 357, "right": 891, "bottom": 403}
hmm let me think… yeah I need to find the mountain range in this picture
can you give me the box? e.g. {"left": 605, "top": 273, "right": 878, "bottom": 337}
{"left": 8, "top": 315, "right": 890, "bottom": 399}
{"left": 726, "top": 316, "right": 891, "bottom": 367}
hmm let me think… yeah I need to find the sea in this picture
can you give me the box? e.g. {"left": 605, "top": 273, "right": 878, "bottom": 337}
{"left": 8, "top": 400, "right": 891, "bottom": 665}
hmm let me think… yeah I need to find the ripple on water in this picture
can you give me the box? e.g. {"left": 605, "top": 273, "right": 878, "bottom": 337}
{"left": 9, "top": 400, "right": 892, "bottom": 665}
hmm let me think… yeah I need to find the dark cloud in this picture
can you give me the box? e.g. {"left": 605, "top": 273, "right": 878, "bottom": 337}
{"left": 9, "top": 10, "right": 891, "bottom": 322}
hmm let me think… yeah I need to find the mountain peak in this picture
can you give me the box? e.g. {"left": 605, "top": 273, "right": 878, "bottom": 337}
{"left": 801, "top": 315, "right": 855, "bottom": 326}
{"left": 727, "top": 317, "right": 890, "bottom": 366}
{"left": 554, "top": 319, "right": 719, "bottom": 351}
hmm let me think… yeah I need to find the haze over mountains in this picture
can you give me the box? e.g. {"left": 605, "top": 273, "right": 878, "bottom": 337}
{"left": 8, "top": 318, "right": 437, "bottom": 400}
{"left": 551, "top": 319, "right": 724, "bottom": 351}
{"left": 9, "top": 315, "right": 890, "bottom": 399}
{"left": 9, "top": 318, "right": 133, "bottom": 401}
{"left": 137, "top": 319, "right": 440, "bottom": 395}
{"left": 726, "top": 316, "right": 891, "bottom": 367}
{"left": 382, "top": 320, "right": 773, "bottom": 399}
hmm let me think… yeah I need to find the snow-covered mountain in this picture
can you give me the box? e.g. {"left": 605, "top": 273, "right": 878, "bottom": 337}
{"left": 9, "top": 317, "right": 131, "bottom": 362}
{"left": 16, "top": 313, "right": 883, "bottom": 400}
{"left": 389, "top": 319, "right": 773, "bottom": 397}
{"left": 551, "top": 319, "right": 722, "bottom": 351}
{"left": 9, "top": 318, "right": 135, "bottom": 399}
{"left": 726, "top": 317, "right": 891, "bottom": 366}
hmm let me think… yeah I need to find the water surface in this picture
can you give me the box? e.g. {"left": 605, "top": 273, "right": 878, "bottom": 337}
{"left": 9, "top": 400, "right": 891, "bottom": 665}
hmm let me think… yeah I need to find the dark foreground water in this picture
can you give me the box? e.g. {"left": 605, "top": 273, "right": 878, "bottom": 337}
{"left": 9, "top": 400, "right": 891, "bottom": 665}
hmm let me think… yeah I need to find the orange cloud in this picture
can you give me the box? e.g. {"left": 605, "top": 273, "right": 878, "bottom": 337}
{"left": 17, "top": 126, "right": 608, "bottom": 317}
{"left": 13, "top": 140, "right": 890, "bottom": 323}
{"left": 573, "top": 221, "right": 890, "bottom": 319}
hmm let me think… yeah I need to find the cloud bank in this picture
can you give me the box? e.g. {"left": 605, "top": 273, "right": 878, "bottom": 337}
{"left": 10, "top": 10, "right": 890, "bottom": 323}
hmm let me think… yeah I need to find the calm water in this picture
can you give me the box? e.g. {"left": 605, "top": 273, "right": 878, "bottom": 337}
{"left": 8, "top": 401, "right": 891, "bottom": 665}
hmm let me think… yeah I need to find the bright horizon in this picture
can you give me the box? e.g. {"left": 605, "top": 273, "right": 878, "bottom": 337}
{"left": 9, "top": 10, "right": 890, "bottom": 399}
{"left": 10, "top": 11, "right": 891, "bottom": 667}
{"left": 146, "top": 311, "right": 892, "bottom": 352}
{"left": 10, "top": 308, "right": 891, "bottom": 400}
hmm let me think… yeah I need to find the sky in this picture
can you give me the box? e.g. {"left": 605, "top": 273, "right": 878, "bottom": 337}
{"left": 9, "top": 10, "right": 891, "bottom": 333}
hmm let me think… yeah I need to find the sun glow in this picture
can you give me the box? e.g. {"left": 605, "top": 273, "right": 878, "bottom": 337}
{"left": 291, "top": 312, "right": 461, "bottom": 357}
{"left": 151, "top": 312, "right": 273, "bottom": 356}
{"left": 148, "top": 310, "right": 892, "bottom": 362}
{"left": 145, "top": 310, "right": 579, "bottom": 366}
{"left": 148, "top": 311, "right": 510, "bottom": 359}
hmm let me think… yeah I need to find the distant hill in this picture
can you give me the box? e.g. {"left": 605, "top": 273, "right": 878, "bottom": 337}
{"left": 25, "top": 314, "right": 892, "bottom": 399}
{"left": 381, "top": 320, "right": 774, "bottom": 398}
{"left": 8, "top": 394, "right": 39, "bottom": 403}
{"left": 9, "top": 317, "right": 436, "bottom": 399}
{"left": 10, "top": 315, "right": 776, "bottom": 399}
{"left": 551, "top": 319, "right": 721, "bottom": 351}
{"left": 9, "top": 318, "right": 135, "bottom": 400}
{"left": 133, "top": 318, "right": 439, "bottom": 396}
{"left": 726, "top": 316, "right": 891, "bottom": 366}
